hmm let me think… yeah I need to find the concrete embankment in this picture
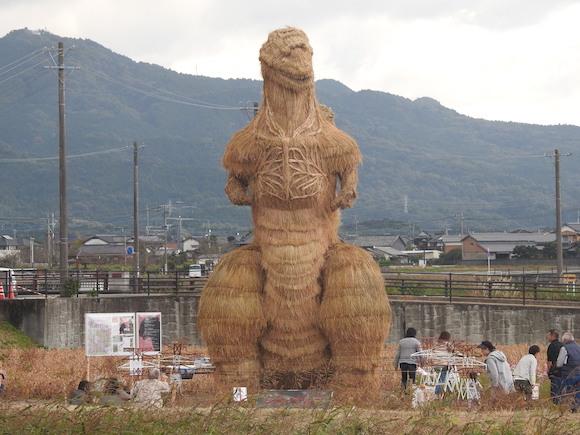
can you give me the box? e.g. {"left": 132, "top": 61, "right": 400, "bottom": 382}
{"left": 0, "top": 295, "right": 578, "bottom": 348}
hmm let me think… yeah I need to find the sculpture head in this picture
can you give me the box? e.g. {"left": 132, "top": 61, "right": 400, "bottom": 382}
{"left": 259, "top": 27, "right": 314, "bottom": 91}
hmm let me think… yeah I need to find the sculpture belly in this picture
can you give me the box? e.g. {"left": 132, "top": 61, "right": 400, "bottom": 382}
{"left": 253, "top": 142, "right": 332, "bottom": 370}
{"left": 257, "top": 218, "right": 330, "bottom": 370}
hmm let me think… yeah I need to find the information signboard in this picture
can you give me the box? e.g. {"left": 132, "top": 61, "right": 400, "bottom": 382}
{"left": 85, "top": 312, "right": 161, "bottom": 356}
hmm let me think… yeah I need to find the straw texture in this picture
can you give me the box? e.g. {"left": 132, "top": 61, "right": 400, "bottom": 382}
{"left": 198, "top": 27, "right": 391, "bottom": 397}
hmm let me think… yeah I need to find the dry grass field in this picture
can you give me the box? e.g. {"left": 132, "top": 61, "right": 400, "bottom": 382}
{"left": 1, "top": 341, "right": 579, "bottom": 433}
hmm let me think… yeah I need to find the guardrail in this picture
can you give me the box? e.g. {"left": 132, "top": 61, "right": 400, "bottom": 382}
{"left": 7, "top": 269, "right": 580, "bottom": 306}
{"left": 10, "top": 270, "right": 208, "bottom": 298}
{"left": 384, "top": 271, "right": 579, "bottom": 306}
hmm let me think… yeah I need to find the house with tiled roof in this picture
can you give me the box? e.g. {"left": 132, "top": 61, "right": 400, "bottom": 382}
{"left": 0, "top": 235, "right": 19, "bottom": 253}
{"left": 342, "top": 235, "right": 407, "bottom": 252}
{"left": 439, "top": 234, "right": 463, "bottom": 253}
{"left": 562, "top": 222, "right": 580, "bottom": 244}
{"left": 75, "top": 234, "right": 164, "bottom": 265}
{"left": 461, "top": 232, "right": 555, "bottom": 261}
{"left": 0, "top": 234, "right": 38, "bottom": 259}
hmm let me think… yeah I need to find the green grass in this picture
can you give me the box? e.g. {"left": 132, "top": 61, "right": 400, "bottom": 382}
{"left": 0, "top": 322, "right": 39, "bottom": 350}
{"left": 0, "top": 402, "right": 578, "bottom": 434}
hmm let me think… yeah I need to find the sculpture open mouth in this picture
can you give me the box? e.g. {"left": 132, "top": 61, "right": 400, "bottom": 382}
{"left": 280, "top": 70, "right": 312, "bottom": 82}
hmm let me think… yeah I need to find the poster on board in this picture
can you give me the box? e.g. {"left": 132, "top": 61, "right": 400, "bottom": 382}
{"left": 85, "top": 313, "right": 136, "bottom": 356}
{"left": 137, "top": 312, "right": 162, "bottom": 354}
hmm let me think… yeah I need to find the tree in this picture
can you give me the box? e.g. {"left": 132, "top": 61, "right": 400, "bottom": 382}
{"left": 569, "top": 241, "right": 580, "bottom": 258}
{"left": 435, "top": 248, "right": 462, "bottom": 265}
{"left": 512, "top": 245, "right": 538, "bottom": 259}
{"left": 542, "top": 242, "right": 557, "bottom": 259}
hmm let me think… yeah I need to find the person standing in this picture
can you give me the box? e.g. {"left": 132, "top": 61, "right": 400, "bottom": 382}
{"left": 394, "top": 327, "right": 422, "bottom": 390}
{"left": 547, "top": 329, "right": 564, "bottom": 404}
{"left": 131, "top": 367, "right": 170, "bottom": 408}
{"left": 556, "top": 332, "right": 580, "bottom": 411}
{"left": 434, "top": 330, "right": 453, "bottom": 395}
{"left": 478, "top": 340, "right": 515, "bottom": 395}
{"left": 513, "top": 345, "right": 540, "bottom": 401}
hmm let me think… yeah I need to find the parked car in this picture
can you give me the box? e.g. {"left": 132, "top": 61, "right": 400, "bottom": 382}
{"left": 188, "top": 264, "right": 202, "bottom": 278}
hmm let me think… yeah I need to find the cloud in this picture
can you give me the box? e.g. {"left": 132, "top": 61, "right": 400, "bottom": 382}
{"left": 1, "top": 0, "right": 580, "bottom": 125}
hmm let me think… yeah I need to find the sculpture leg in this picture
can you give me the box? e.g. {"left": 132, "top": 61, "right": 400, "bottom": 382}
{"left": 197, "top": 244, "right": 266, "bottom": 396}
{"left": 319, "top": 244, "right": 391, "bottom": 402}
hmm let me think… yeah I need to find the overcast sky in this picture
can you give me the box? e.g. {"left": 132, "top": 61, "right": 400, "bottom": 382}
{"left": 2, "top": 0, "right": 580, "bottom": 126}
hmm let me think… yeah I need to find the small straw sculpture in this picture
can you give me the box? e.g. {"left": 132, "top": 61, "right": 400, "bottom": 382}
{"left": 197, "top": 27, "right": 391, "bottom": 401}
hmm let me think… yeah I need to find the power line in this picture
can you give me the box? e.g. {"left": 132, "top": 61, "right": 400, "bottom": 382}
{"left": 0, "top": 57, "right": 49, "bottom": 85}
{"left": 0, "top": 47, "right": 47, "bottom": 75}
{"left": 0, "top": 145, "right": 132, "bottom": 163}
{"left": 88, "top": 69, "right": 241, "bottom": 110}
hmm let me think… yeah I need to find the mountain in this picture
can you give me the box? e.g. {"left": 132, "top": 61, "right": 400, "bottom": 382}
{"left": 1, "top": 28, "right": 579, "bottom": 240}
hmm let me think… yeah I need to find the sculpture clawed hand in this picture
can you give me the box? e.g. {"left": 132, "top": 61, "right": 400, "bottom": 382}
{"left": 225, "top": 176, "right": 252, "bottom": 206}
{"left": 331, "top": 189, "right": 357, "bottom": 211}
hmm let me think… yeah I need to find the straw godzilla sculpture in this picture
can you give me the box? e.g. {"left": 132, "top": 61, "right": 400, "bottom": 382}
{"left": 198, "top": 27, "right": 391, "bottom": 396}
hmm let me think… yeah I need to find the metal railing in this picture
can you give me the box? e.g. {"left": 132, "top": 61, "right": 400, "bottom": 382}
{"left": 6, "top": 269, "right": 580, "bottom": 306}
{"left": 9, "top": 269, "right": 207, "bottom": 298}
{"left": 384, "top": 271, "right": 579, "bottom": 306}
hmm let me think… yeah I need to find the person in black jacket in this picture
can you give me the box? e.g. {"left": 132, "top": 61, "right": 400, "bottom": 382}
{"left": 546, "top": 329, "right": 564, "bottom": 404}
{"left": 69, "top": 380, "right": 91, "bottom": 405}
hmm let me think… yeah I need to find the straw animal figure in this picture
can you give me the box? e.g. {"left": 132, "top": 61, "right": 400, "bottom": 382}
{"left": 197, "top": 27, "right": 391, "bottom": 398}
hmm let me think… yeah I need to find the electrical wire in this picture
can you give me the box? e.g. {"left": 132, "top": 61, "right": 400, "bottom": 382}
{"left": 0, "top": 146, "right": 132, "bottom": 163}
{"left": 0, "top": 48, "right": 47, "bottom": 75}
{"left": 0, "top": 57, "right": 50, "bottom": 86}
{"left": 88, "top": 69, "right": 241, "bottom": 110}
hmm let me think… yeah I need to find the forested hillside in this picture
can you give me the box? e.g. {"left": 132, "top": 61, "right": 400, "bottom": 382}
{"left": 1, "top": 28, "right": 579, "bottom": 239}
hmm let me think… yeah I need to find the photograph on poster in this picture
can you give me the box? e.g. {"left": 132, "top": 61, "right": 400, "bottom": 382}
{"left": 137, "top": 312, "right": 162, "bottom": 354}
{"left": 119, "top": 316, "right": 134, "bottom": 334}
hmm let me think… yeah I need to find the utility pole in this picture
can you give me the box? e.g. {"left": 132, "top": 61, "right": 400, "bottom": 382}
{"left": 30, "top": 237, "right": 34, "bottom": 268}
{"left": 45, "top": 42, "right": 77, "bottom": 295}
{"left": 57, "top": 42, "right": 68, "bottom": 296}
{"left": 548, "top": 149, "right": 571, "bottom": 280}
{"left": 133, "top": 141, "right": 140, "bottom": 293}
{"left": 555, "top": 149, "right": 564, "bottom": 279}
{"left": 47, "top": 213, "right": 55, "bottom": 267}
{"left": 168, "top": 216, "right": 194, "bottom": 251}
{"left": 163, "top": 207, "right": 169, "bottom": 274}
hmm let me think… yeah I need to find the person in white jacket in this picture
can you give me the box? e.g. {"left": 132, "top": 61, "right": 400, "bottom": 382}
{"left": 513, "top": 345, "right": 540, "bottom": 400}
{"left": 478, "top": 341, "right": 515, "bottom": 396}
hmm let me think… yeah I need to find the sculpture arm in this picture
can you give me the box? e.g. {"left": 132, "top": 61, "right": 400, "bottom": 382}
{"left": 225, "top": 174, "right": 252, "bottom": 206}
{"left": 331, "top": 166, "right": 358, "bottom": 211}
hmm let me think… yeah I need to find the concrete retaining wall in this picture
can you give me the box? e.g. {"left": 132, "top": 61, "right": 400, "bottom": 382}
{"left": 387, "top": 301, "right": 578, "bottom": 344}
{"left": 0, "top": 296, "right": 578, "bottom": 348}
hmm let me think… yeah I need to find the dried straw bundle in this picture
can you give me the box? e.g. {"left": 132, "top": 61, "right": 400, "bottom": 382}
{"left": 320, "top": 244, "right": 392, "bottom": 397}
{"left": 197, "top": 245, "right": 265, "bottom": 392}
{"left": 198, "top": 27, "right": 391, "bottom": 397}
